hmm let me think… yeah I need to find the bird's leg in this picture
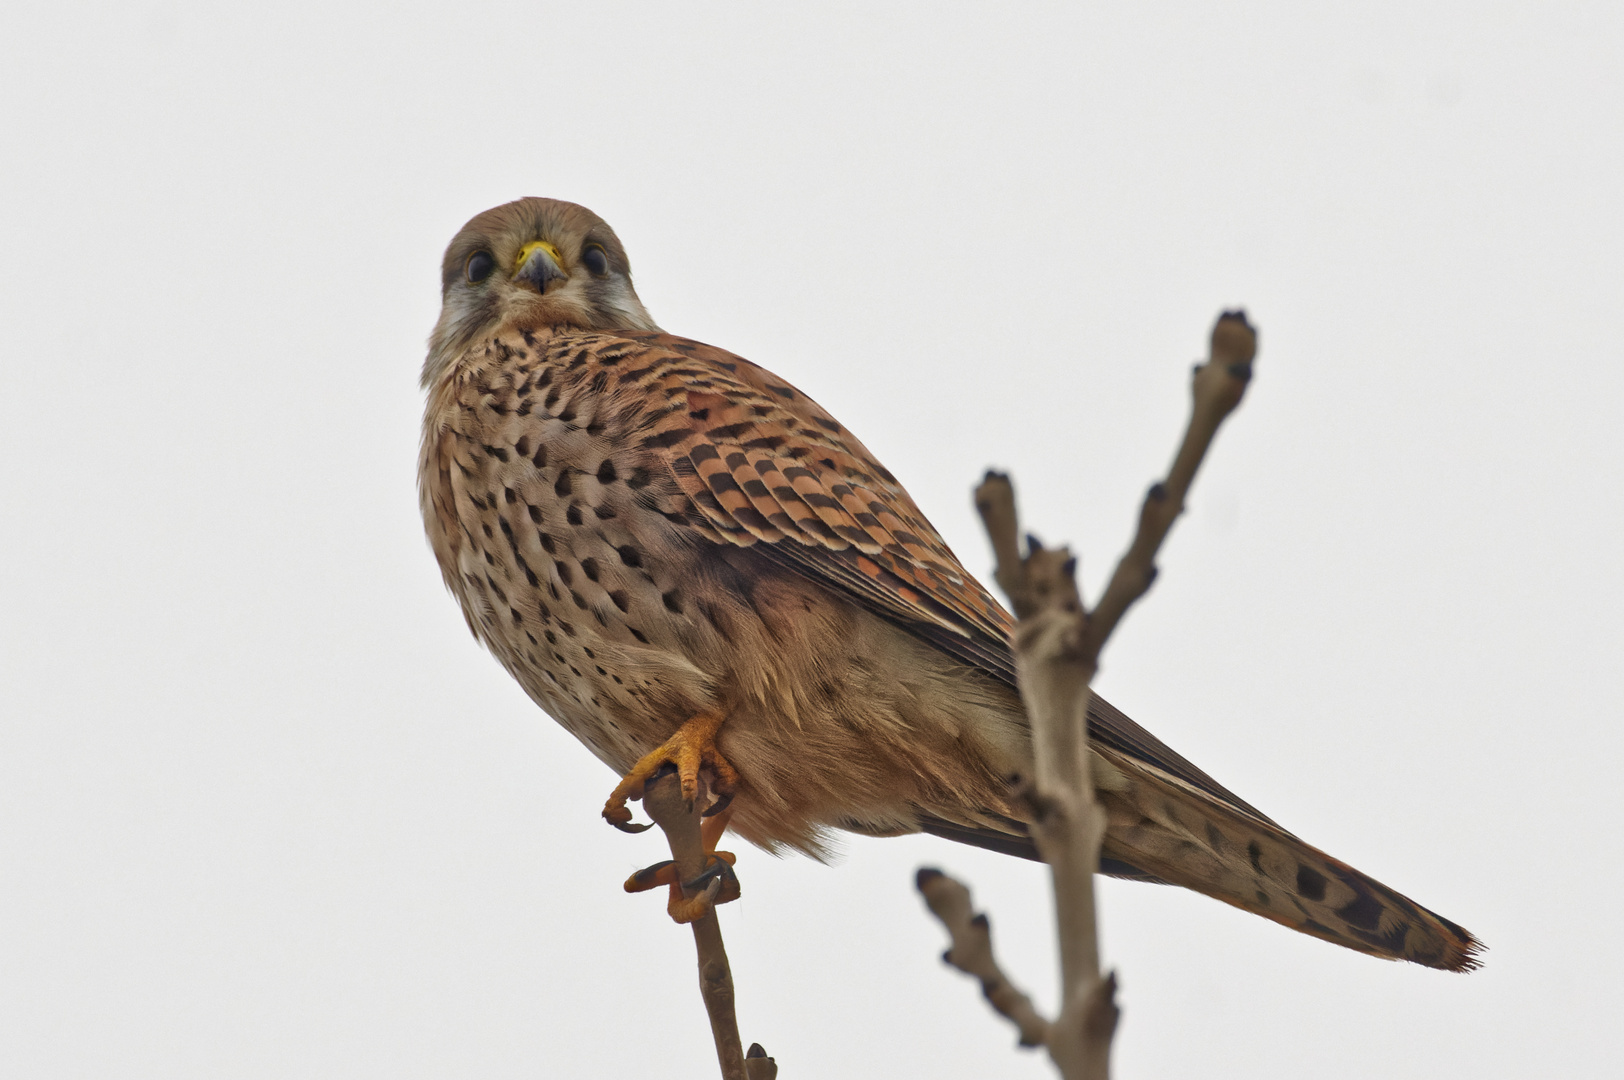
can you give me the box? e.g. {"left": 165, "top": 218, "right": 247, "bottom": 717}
{"left": 607, "top": 712, "right": 743, "bottom": 923}
{"left": 604, "top": 710, "right": 739, "bottom": 824}
{"left": 700, "top": 799, "right": 735, "bottom": 853}
{"left": 623, "top": 798, "right": 740, "bottom": 923}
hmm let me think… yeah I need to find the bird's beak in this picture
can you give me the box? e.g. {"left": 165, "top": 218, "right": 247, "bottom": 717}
{"left": 515, "top": 240, "right": 566, "bottom": 294}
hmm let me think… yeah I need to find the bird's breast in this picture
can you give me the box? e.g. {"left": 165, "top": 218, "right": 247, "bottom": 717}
{"left": 418, "top": 330, "right": 730, "bottom": 771}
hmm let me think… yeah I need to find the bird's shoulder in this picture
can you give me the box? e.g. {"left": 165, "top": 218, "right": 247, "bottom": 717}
{"left": 509, "top": 327, "right": 1023, "bottom": 664}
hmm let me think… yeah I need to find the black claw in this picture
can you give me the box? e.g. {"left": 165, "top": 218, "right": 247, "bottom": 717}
{"left": 1219, "top": 308, "right": 1252, "bottom": 329}
{"left": 702, "top": 789, "right": 735, "bottom": 818}
{"left": 681, "top": 863, "right": 719, "bottom": 892}
{"left": 607, "top": 817, "right": 654, "bottom": 834}
{"left": 1226, "top": 361, "right": 1253, "bottom": 382}
{"left": 1025, "top": 532, "right": 1044, "bottom": 553}
{"left": 683, "top": 854, "right": 738, "bottom": 893}
{"left": 747, "top": 1043, "right": 770, "bottom": 1059}
{"left": 628, "top": 859, "right": 675, "bottom": 889}
{"left": 1145, "top": 565, "right": 1159, "bottom": 586}
{"left": 916, "top": 867, "right": 943, "bottom": 890}
{"left": 1147, "top": 482, "right": 1168, "bottom": 502}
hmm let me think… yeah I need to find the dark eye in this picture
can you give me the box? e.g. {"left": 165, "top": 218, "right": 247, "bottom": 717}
{"left": 581, "top": 245, "right": 609, "bottom": 276}
{"left": 465, "top": 250, "right": 495, "bottom": 283}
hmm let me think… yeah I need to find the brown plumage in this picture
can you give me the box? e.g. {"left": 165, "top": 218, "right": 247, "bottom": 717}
{"left": 418, "top": 197, "right": 1481, "bottom": 972}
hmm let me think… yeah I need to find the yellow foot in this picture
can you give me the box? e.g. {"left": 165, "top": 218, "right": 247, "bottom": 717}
{"left": 602, "top": 710, "right": 739, "bottom": 831}
{"left": 622, "top": 803, "right": 740, "bottom": 923}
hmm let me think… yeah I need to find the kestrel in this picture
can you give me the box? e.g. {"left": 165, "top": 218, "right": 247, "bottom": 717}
{"left": 418, "top": 198, "right": 1480, "bottom": 971}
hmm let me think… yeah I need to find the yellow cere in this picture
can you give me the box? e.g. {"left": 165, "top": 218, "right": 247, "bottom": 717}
{"left": 515, "top": 239, "right": 565, "bottom": 274}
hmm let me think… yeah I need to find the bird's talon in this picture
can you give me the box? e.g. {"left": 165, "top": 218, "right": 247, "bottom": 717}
{"left": 601, "top": 713, "right": 742, "bottom": 919}
{"left": 624, "top": 859, "right": 679, "bottom": 893}
{"left": 603, "top": 799, "right": 654, "bottom": 833}
{"left": 667, "top": 875, "right": 724, "bottom": 923}
{"left": 682, "top": 853, "right": 741, "bottom": 907}
{"left": 682, "top": 856, "right": 730, "bottom": 892}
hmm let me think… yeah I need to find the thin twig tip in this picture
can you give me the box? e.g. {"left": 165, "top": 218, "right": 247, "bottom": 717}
{"left": 1211, "top": 310, "right": 1259, "bottom": 365}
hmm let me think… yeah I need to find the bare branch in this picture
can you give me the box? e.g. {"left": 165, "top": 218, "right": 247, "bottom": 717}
{"left": 973, "top": 473, "right": 1029, "bottom": 614}
{"left": 640, "top": 769, "right": 752, "bottom": 1080}
{"left": 917, "top": 868, "right": 1052, "bottom": 1048}
{"left": 1088, "top": 311, "right": 1257, "bottom": 652}
{"left": 936, "top": 311, "right": 1260, "bottom": 1079}
{"left": 977, "top": 466, "right": 1116, "bottom": 1076}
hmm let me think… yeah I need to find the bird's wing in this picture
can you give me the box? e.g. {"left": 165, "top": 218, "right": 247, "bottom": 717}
{"left": 617, "top": 331, "right": 1269, "bottom": 822}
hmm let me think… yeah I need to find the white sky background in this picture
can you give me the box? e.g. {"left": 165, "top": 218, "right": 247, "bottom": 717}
{"left": 2, "top": 2, "right": 1621, "bottom": 1076}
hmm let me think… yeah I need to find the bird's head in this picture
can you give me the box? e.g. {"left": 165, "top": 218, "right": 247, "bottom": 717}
{"left": 423, "top": 197, "right": 659, "bottom": 387}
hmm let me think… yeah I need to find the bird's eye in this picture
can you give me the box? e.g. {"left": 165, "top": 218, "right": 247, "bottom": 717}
{"left": 465, "top": 250, "right": 495, "bottom": 283}
{"left": 581, "top": 245, "right": 609, "bottom": 277}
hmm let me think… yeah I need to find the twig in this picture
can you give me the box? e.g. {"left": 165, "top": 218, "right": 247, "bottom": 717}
{"left": 916, "top": 868, "right": 1052, "bottom": 1048}
{"left": 1087, "top": 312, "right": 1258, "bottom": 650}
{"left": 745, "top": 1042, "right": 779, "bottom": 1079}
{"left": 974, "top": 479, "right": 1116, "bottom": 1078}
{"left": 922, "top": 311, "right": 1259, "bottom": 1080}
{"left": 640, "top": 769, "right": 754, "bottom": 1080}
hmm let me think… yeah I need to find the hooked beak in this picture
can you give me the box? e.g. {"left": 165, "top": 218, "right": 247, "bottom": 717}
{"left": 515, "top": 240, "right": 565, "bottom": 294}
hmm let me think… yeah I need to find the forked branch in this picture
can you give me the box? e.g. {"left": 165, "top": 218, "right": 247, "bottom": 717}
{"left": 920, "top": 311, "right": 1259, "bottom": 1080}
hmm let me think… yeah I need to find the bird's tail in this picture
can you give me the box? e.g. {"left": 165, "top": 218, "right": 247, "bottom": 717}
{"left": 1091, "top": 746, "right": 1481, "bottom": 971}
{"left": 920, "top": 747, "right": 1481, "bottom": 972}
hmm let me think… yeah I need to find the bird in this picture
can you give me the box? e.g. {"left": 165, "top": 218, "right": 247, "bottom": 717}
{"left": 418, "top": 196, "right": 1480, "bottom": 972}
